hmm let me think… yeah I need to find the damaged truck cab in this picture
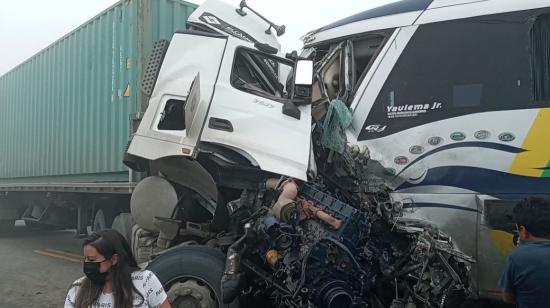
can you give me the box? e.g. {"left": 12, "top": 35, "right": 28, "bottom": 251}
{"left": 124, "top": 0, "right": 550, "bottom": 307}
{"left": 128, "top": 0, "right": 311, "bottom": 184}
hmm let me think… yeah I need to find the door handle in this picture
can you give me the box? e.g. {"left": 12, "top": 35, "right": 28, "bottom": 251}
{"left": 208, "top": 117, "right": 233, "bottom": 132}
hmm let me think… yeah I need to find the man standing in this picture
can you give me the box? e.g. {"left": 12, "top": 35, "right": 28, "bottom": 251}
{"left": 500, "top": 197, "right": 550, "bottom": 307}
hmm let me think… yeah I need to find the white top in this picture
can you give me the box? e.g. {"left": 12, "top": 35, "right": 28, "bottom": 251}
{"left": 64, "top": 270, "right": 167, "bottom": 308}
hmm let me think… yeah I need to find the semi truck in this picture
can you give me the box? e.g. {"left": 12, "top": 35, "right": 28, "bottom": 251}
{"left": 123, "top": 0, "right": 550, "bottom": 307}
{"left": 0, "top": 0, "right": 197, "bottom": 237}
{"left": 2, "top": 0, "right": 550, "bottom": 307}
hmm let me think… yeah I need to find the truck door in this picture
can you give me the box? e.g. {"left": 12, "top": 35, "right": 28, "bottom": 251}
{"left": 128, "top": 31, "right": 228, "bottom": 160}
{"left": 198, "top": 41, "right": 313, "bottom": 181}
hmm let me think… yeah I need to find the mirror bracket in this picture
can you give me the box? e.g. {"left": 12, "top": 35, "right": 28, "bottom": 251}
{"left": 282, "top": 102, "right": 301, "bottom": 120}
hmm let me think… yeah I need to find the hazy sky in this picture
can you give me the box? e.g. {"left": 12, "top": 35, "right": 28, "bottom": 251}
{"left": 0, "top": 0, "right": 394, "bottom": 75}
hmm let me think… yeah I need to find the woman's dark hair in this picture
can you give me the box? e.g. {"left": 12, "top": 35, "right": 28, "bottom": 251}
{"left": 514, "top": 197, "right": 550, "bottom": 238}
{"left": 73, "top": 229, "right": 144, "bottom": 308}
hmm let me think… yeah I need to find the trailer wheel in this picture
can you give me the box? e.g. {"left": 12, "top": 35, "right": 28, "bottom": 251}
{"left": 111, "top": 213, "right": 134, "bottom": 242}
{"left": 92, "top": 208, "right": 116, "bottom": 232}
{"left": 147, "top": 245, "right": 239, "bottom": 308}
{"left": 0, "top": 219, "right": 15, "bottom": 235}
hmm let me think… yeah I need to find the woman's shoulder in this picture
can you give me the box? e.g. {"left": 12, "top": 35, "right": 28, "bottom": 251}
{"left": 67, "top": 276, "right": 86, "bottom": 294}
{"left": 70, "top": 276, "right": 86, "bottom": 288}
{"left": 131, "top": 269, "right": 150, "bottom": 279}
{"left": 131, "top": 269, "right": 157, "bottom": 282}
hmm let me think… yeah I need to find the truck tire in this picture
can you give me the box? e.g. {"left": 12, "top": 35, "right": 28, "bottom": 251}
{"left": 0, "top": 219, "right": 15, "bottom": 235}
{"left": 147, "top": 245, "right": 239, "bottom": 308}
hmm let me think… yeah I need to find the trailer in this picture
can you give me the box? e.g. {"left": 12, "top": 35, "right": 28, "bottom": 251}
{"left": 0, "top": 0, "right": 197, "bottom": 236}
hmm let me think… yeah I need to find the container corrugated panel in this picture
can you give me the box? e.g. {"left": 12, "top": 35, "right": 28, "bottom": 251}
{"left": 0, "top": 0, "right": 196, "bottom": 184}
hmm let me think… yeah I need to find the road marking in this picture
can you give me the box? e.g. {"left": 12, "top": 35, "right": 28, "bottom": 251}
{"left": 42, "top": 248, "right": 83, "bottom": 260}
{"left": 34, "top": 249, "right": 83, "bottom": 263}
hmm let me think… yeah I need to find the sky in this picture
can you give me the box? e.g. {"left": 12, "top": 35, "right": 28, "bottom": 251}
{"left": 0, "top": 0, "right": 394, "bottom": 76}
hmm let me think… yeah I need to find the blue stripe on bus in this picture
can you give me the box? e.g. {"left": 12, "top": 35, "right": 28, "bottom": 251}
{"left": 398, "top": 166, "right": 550, "bottom": 195}
{"left": 397, "top": 142, "right": 526, "bottom": 176}
{"left": 403, "top": 202, "right": 480, "bottom": 213}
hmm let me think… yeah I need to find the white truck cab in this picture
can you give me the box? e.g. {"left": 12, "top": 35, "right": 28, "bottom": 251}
{"left": 128, "top": 0, "right": 311, "bottom": 182}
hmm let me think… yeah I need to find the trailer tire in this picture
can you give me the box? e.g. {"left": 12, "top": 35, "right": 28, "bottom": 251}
{"left": 92, "top": 208, "right": 116, "bottom": 232}
{"left": 0, "top": 219, "right": 15, "bottom": 235}
{"left": 147, "top": 245, "right": 239, "bottom": 308}
{"left": 111, "top": 213, "right": 134, "bottom": 242}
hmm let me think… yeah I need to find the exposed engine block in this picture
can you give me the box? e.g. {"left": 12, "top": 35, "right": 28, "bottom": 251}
{"left": 221, "top": 179, "right": 474, "bottom": 308}
{"left": 298, "top": 184, "right": 368, "bottom": 250}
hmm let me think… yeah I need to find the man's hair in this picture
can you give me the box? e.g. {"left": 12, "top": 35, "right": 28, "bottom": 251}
{"left": 513, "top": 197, "right": 550, "bottom": 238}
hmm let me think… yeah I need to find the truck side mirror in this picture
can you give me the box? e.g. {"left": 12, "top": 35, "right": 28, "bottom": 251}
{"left": 283, "top": 60, "right": 313, "bottom": 120}
{"left": 293, "top": 60, "right": 313, "bottom": 102}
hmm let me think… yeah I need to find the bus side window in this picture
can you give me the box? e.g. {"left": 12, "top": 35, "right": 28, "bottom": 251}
{"left": 530, "top": 13, "right": 550, "bottom": 103}
{"left": 351, "top": 34, "right": 389, "bottom": 95}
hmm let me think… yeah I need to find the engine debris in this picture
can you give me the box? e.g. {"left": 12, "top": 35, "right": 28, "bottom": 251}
{"left": 218, "top": 131, "right": 474, "bottom": 308}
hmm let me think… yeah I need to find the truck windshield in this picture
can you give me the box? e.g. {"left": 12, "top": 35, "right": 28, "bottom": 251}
{"left": 231, "top": 48, "right": 293, "bottom": 101}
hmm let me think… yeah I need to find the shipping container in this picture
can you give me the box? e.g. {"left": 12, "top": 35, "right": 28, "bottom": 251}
{"left": 0, "top": 0, "right": 196, "bottom": 234}
{"left": 0, "top": 0, "right": 197, "bottom": 184}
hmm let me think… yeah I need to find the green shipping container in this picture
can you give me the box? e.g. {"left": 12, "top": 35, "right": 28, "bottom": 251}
{"left": 0, "top": 0, "right": 196, "bottom": 184}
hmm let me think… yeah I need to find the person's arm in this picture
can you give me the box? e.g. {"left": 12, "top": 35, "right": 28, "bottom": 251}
{"left": 158, "top": 299, "right": 171, "bottom": 308}
{"left": 499, "top": 256, "right": 516, "bottom": 304}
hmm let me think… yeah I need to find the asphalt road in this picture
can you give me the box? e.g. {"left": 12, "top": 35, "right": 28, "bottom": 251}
{"left": 0, "top": 221, "right": 83, "bottom": 308}
{"left": 0, "top": 222, "right": 513, "bottom": 308}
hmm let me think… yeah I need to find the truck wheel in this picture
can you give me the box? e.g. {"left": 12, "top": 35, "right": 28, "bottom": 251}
{"left": 0, "top": 219, "right": 15, "bottom": 235}
{"left": 147, "top": 245, "right": 239, "bottom": 308}
{"left": 92, "top": 209, "right": 116, "bottom": 232}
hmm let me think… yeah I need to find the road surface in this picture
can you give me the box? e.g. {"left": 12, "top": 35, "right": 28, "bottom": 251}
{"left": 0, "top": 221, "right": 513, "bottom": 308}
{"left": 0, "top": 221, "right": 83, "bottom": 308}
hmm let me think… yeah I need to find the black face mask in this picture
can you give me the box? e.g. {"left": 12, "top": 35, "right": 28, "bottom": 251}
{"left": 83, "top": 260, "right": 109, "bottom": 286}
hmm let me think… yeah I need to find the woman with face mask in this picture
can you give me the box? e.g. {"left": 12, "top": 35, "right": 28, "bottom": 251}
{"left": 64, "top": 229, "right": 171, "bottom": 308}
